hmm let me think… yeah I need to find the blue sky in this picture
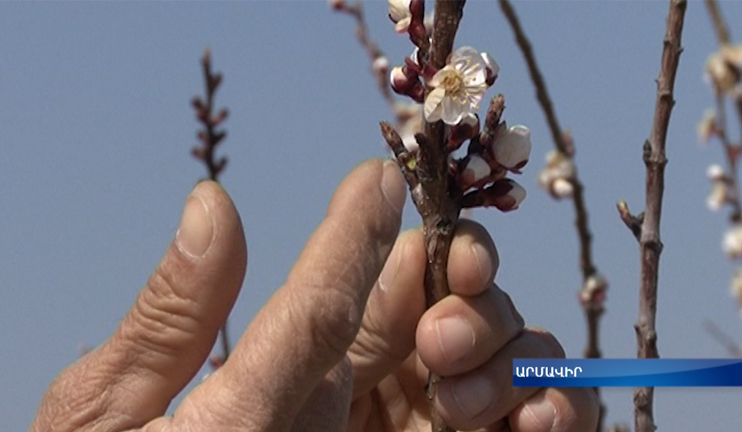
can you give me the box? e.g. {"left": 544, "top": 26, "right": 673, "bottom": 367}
{"left": 2, "top": 1, "right": 742, "bottom": 430}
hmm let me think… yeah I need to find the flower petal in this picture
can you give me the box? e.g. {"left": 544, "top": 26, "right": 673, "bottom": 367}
{"left": 440, "top": 95, "right": 467, "bottom": 125}
{"left": 424, "top": 87, "right": 445, "bottom": 122}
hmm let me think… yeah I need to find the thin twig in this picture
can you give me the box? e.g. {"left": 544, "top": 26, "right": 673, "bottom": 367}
{"left": 714, "top": 93, "right": 742, "bottom": 223}
{"left": 634, "top": 2, "right": 686, "bottom": 432}
{"left": 498, "top": 1, "right": 605, "bottom": 429}
{"left": 333, "top": 1, "right": 396, "bottom": 110}
{"left": 704, "top": 0, "right": 730, "bottom": 46}
{"left": 191, "top": 47, "right": 231, "bottom": 360}
{"left": 703, "top": 319, "right": 742, "bottom": 358}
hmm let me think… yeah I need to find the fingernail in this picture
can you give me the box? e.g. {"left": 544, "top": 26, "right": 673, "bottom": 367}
{"left": 523, "top": 392, "right": 557, "bottom": 430}
{"left": 471, "top": 242, "right": 493, "bottom": 286}
{"left": 176, "top": 193, "right": 214, "bottom": 258}
{"left": 379, "top": 239, "right": 404, "bottom": 292}
{"left": 381, "top": 160, "right": 406, "bottom": 214}
{"left": 452, "top": 375, "right": 494, "bottom": 418}
{"left": 436, "top": 316, "right": 475, "bottom": 365}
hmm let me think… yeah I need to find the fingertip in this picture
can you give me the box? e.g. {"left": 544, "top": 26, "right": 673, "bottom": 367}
{"left": 510, "top": 388, "right": 599, "bottom": 432}
{"left": 448, "top": 220, "right": 498, "bottom": 296}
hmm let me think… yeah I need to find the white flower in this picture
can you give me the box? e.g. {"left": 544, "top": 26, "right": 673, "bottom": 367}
{"left": 707, "top": 164, "right": 725, "bottom": 181}
{"left": 723, "top": 225, "right": 742, "bottom": 259}
{"left": 460, "top": 155, "right": 491, "bottom": 189}
{"left": 388, "top": 0, "right": 412, "bottom": 33}
{"left": 707, "top": 181, "right": 728, "bottom": 211}
{"left": 492, "top": 124, "right": 531, "bottom": 172}
{"left": 706, "top": 51, "right": 738, "bottom": 94}
{"left": 552, "top": 178, "right": 574, "bottom": 199}
{"left": 424, "top": 46, "right": 489, "bottom": 125}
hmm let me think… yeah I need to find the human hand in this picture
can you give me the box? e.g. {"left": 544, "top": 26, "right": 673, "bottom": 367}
{"left": 30, "top": 160, "right": 597, "bottom": 432}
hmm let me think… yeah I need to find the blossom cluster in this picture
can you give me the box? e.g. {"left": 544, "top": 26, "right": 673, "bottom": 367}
{"left": 705, "top": 44, "right": 742, "bottom": 96}
{"left": 700, "top": 43, "right": 742, "bottom": 310}
{"left": 538, "top": 149, "right": 576, "bottom": 200}
{"left": 385, "top": 0, "right": 530, "bottom": 212}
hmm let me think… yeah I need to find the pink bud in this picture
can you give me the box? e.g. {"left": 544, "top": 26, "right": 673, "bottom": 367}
{"left": 448, "top": 113, "right": 480, "bottom": 151}
{"left": 459, "top": 155, "right": 491, "bottom": 190}
{"left": 486, "top": 179, "right": 527, "bottom": 212}
{"left": 492, "top": 125, "right": 531, "bottom": 173}
{"left": 390, "top": 66, "right": 416, "bottom": 94}
{"left": 481, "top": 52, "right": 499, "bottom": 86}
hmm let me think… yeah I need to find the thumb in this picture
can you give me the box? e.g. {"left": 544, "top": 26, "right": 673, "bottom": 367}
{"left": 30, "top": 181, "right": 247, "bottom": 432}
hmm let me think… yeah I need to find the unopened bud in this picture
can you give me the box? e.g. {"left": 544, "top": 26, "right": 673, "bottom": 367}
{"left": 372, "top": 56, "right": 390, "bottom": 76}
{"left": 390, "top": 66, "right": 417, "bottom": 94}
{"left": 707, "top": 181, "right": 728, "bottom": 211}
{"left": 707, "top": 164, "right": 725, "bottom": 181}
{"left": 488, "top": 179, "right": 527, "bottom": 212}
{"left": 580, "top": 273, "right": 608, "bottom": 308}
{"left": 388, "top": 0, "right": 413, "bottom": 33}
{"left": 551, "top": 177, "right": 574, "bottom": 199}
{"left": 460, "top": 155, "right": 491, "bottom": 190}
{"left": 723, "top": 225, "right": 742, "bottom": 259}
{"left": 481, "top": 52, "right": 499, "bottom": 86}
{"left": 492, "top": 124, "right": 531, "bottom": 173}
{"left": 449, "top": 113, "right": 480, "bottom": 151}
{"left": 707, "top": 51, "right": 738, "bottom": 94}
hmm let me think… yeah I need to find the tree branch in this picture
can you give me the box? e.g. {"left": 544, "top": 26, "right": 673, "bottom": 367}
{"left": 634, "top": 2, "right": 686, "bottom": 432}
{"left": 498, "top": 1, "right": 605, "bottom": 429}
{"left": 332, "top": 1, "right": 396, "bottom": 110}
{"left": 191, "top": 48, "right": 231, "bottom": 361}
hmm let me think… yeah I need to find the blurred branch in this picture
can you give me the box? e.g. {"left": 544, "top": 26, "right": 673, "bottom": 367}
{"left": 704, "top": 0, "right": 730, "bottom": 45}
{"left": 498, "top": 1, "right": 605, "bottom": 429}
{"left": 332, "top": 1, "right": 396, "bottom": 110}
{"left": 190, "top": 47, "right": 231, "bottom": 361}
{"left": 634, "top": 2, "right": 686, "bottom": 432}
{"left": 714, "top": 93, "right": 742, "bottom": 223}
{"left": 704, "top": 319, "right": 742, "bottom": 358}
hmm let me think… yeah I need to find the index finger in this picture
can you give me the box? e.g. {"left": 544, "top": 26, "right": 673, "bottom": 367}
{"left": 178, "top": 160, "right": 406, "bottom": 431}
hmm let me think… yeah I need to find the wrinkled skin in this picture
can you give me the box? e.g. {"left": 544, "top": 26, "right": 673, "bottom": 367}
{"left": 30, "top": 160, "right": 598, "bottom": 432}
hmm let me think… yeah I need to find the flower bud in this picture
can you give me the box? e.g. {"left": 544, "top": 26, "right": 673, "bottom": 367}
{"left": 372, "top": 56, "right": 390, "bottom": 76}
{"left": 390, "top": 66, "right": 418, "bottom": 94}
{"left": 492, "top": 124, "right": 531, "bottom": 172}
{"left": 388, "top": 0, "right": 412, "bottom": 33}
{"left": 580, "top": 273, "right": 608, "bottom": 308}
{"left": 481, "top": 52, "right": 499, "bottom": 86}
{"left": 551, "top": 177, "right": 574, "bottom": 199}
{"left": 707, "top": 181, "right": 728, "bottom": 211}
{"left": 706, "top": 51, "right": 738, "bottom": 94}
{"left": 723, "top": 225, "right": 742, "bottom": 259}
{"left": 448, "top": 113, "right": 480, "bottom": 151}
{"left": 487, "top": 179, "right": 526, "bottom": 212}
{"left": 707, "top": 164, "right": 725, "bottom": 181}
{"left": 459, "top": 155, "right": 491, "bottom": 190}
